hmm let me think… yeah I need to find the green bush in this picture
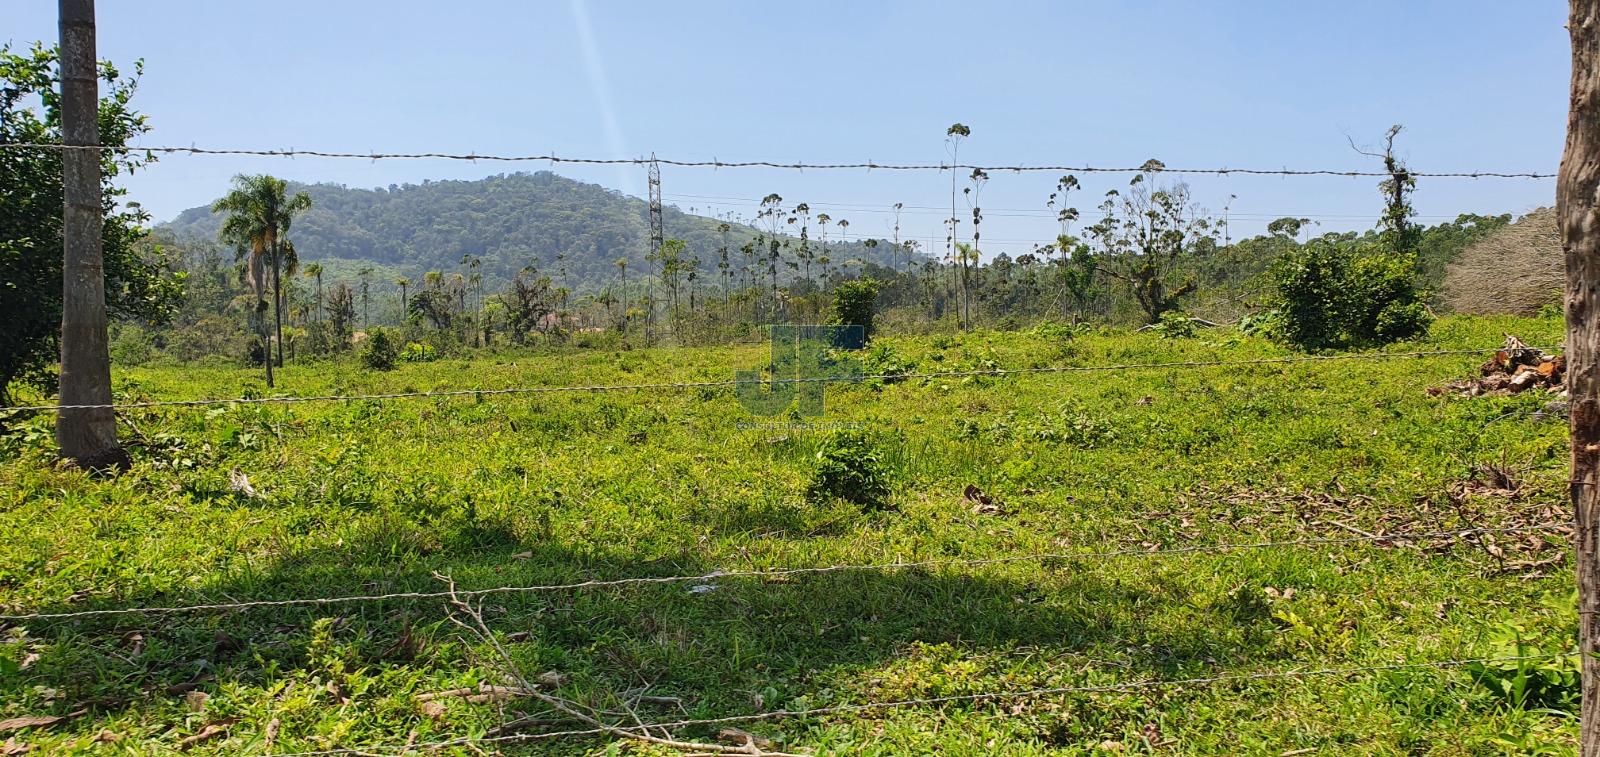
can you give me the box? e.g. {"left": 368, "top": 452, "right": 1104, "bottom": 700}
{"left": 1269, "top": 239, "right": 1432, "bottom": 351}
{"left": 1148, "top": 311, "right": 1198, "bottom": 339}
{"left": 399, "top": 342, "right": 437, "bottom": 363}
{"left": 361, "top": 329, "right": 399, "bottom": 371}
{"left": 807, "top": 430, "right": 894, "bottom": 510}
{"left": 830, "top": 278, "right": 881, "bottom": 344}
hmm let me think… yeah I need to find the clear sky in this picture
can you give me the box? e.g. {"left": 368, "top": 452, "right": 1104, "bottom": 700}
{"left": 8, "top": 0, "right": 1571, "bottom": 257}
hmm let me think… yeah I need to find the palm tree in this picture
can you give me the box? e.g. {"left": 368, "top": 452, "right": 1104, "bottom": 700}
{"left": 303, "top": 263, "right": 324, "bottom": 324}
{"left": 213, "top": 174, "right": 313, "bottom": 385}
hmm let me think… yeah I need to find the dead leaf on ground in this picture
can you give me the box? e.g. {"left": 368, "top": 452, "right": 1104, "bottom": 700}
{"left": 0, "top": 710, "right": 84, "bottom": 735}
{"left": 178, "top": 717, "right": 241, "bottom": 750}
{"left": 178, "top": 716, "right": 240, "bottom": 745}
{"left": 964, "top": 484, "right": 1006, "bottom": 515}
{"left": 419, "top": 700, "right": 448, "bottom": 720}
{"left": 716, "top": 727, "right": 773, "bottom": 750}
{"left": 227, "top": 469, "right": 257, "bottom": 498}
{"left": 0, "top": 738, "right": 30, "bottom": 755}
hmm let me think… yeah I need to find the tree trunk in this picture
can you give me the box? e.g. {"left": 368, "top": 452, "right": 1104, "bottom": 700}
{"left": 260, "top": 301, "right": 274, "bottom": 387}
{"left": 271, "top": 242, "right": 284, "bottom": 367}
{"left": 1564, "top": 3, "right": 1600, "bottom": 755}
{"left": 56, "top": 0, "right": 127, "bottom": 470}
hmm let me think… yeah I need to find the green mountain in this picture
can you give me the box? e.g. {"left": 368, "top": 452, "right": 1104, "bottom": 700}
{"left": 159, "top": 171, "right": 915, "bottom": 291}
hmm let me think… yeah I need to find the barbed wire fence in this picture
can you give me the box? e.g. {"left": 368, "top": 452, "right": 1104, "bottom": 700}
{"left": 0, "top": 347, "right": 1514, "bottom": 413}
{"left": 0, "top": 142, "right": 1561, "bottom": 178}
{"left": 0, "top": 138, "right": 1577, "bottom": 753}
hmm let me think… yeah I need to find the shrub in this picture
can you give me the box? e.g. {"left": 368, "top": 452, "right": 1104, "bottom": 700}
{"left": 830, "top": 278, "right": 880, "bottom": 344}
{"left": 399, "top": 342, "right": 437, "bottom": 363}
{"left": 1148, "top": 311, "right": 1198, "bottom": 339}
{"left": 807, "top": 430, "right": 894, "bottom": 509}
{"left": 361, "top": 329, "right": 399, "bottom": 371}
{"left": 1269, "top": 238, "right": 1432, "bottom": 351}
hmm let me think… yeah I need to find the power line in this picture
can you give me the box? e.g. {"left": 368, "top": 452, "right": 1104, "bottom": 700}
{"left": 4, "top": 348, "right": 1503, "bottom": 413}
{"left": 664, "top": 192, "right": 1479, "bottom": 221}
{"left": 0, "top": 142, "right": 1557, "bottom": 178}
{"left": 0, "top": 524, "right": 1559, "bottom": 621}
{"left": 272, "top": 653, "right": 1573, "bottom": 756}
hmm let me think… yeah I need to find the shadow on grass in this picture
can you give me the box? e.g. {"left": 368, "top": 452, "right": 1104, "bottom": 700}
{"left": 0, "top": 522, "right": 1286, "bottom": 751}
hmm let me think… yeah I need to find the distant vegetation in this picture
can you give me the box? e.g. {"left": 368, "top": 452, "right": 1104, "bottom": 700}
{"left": 0, "top": 47, "right": 1533, "bottom": 402}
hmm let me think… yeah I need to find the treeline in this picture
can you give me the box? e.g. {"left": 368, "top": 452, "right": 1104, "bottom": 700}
{"left": 117, "top": 164, "right": 1512, "bottom": 374}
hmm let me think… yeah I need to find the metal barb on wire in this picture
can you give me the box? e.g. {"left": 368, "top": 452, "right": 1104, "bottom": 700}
{"left": 0, "top": 142, "right": 1559, "bottom": 178}
{"left": 268, "top": 652, "right": 1574, "bottom": 756}
{"left": 0, "top": 524, "right": 1562, "bottom": 622}
{"left": 6, "top": 348, "right": 1500, "bottom": 413}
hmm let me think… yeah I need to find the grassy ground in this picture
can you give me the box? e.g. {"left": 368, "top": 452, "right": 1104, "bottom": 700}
{"left": 0, "top": 315, "right": 1580, "bottom": 755}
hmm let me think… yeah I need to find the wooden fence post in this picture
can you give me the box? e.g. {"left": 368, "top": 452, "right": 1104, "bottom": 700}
{"left": 56, "top": 0, "right": 127, "bottom": 470}
{"left": 1565, "top": 2, "right": 1600, "bottom": 754}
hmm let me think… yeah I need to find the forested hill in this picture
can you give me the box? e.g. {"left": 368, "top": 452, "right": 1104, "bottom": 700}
{"left": 159, "top": 171, "right": 913, "bottom": 290}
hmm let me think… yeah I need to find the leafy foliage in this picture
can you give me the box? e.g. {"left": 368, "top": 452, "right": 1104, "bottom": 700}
{"left": 1086, "top": 168, "right": 1216, "bottom": 324}
{"left": 160, "top": 172, "right": 906, "bottom": 293}
{"left": 0, "top": 44, "right": 181, "bottom": 404}
{"left": 807, "top": 430, "right": 894, "bottom": 509}
{"left": 360, "top": 329, "right": 398, "bottom": 371}
{"left": 1269, "top": 238, "right": 1432, "bottom": 351}
{"left": 830, "top": 277, "right": 880, "bottom": 342}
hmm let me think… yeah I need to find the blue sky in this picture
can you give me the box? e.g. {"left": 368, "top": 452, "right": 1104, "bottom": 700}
{"left": 9, "top": 1, "right": 1570, "bottom": 257}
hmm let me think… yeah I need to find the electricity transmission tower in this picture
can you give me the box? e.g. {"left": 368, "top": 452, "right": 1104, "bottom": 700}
{"left": 646, "top": 154, "right": 663, "bottom": 343}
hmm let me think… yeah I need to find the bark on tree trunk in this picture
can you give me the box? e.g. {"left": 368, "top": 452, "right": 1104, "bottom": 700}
{"left": 1563, "top": 2, "right": 1600, "bottom": 754}
{"left": 55, "top": 0, "right": 127, "bottom": 470}
{"left": 271, "top": 242, "right": 284, "bottom": 368}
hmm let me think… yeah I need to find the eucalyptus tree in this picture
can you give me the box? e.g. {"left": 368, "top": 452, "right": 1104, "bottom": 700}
{"left": 212, "top": 174, "right": 312, "bottom": 381}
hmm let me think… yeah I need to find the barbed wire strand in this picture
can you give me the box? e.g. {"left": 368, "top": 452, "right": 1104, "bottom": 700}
{"left": 0, "top": 524, "right": 1563, "bottom": 622}
{"left": 0, "top": 143, "right": 1557, "bottom": 178}
{"left": 4, "top": 347, "right": 1508, "bottom": 413}
{"left": 271, "top": 652, "right": 1573, "bottom": 756}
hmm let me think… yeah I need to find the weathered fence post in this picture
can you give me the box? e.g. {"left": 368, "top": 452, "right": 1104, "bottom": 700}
{"left": 1566, "top": 2, "right": 1600, "bottom": 755}
{"left": 56, "top": 0, "right": 127, "bottom": 470}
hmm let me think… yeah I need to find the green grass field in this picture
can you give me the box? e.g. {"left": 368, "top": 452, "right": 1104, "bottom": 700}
{"left": 0, "top": 315, "right": 1581, "bottom": 755}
